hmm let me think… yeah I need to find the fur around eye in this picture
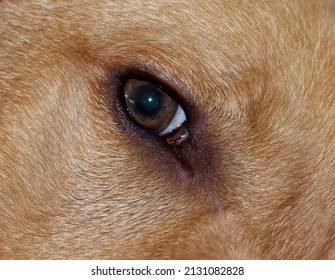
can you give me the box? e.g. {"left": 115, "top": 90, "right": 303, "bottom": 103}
{"left": 124, "top": 78, "right": 189, "bottom": 145}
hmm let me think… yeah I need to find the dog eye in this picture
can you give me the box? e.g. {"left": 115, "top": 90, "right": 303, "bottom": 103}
{"left": 124, "top": 79, "right": 189, "bottom": 145}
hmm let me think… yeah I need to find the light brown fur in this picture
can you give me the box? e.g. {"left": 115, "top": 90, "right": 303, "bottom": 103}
{"left": 0, "top": 0, "right": 334, "bottom": 259}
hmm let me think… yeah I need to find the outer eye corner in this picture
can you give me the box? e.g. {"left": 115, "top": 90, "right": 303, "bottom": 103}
{"left": 123, "top": 77, "right": 189, "bottom": 146}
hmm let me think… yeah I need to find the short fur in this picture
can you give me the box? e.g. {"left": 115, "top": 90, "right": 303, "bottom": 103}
{"left": 0, "top": 0, "right": 334, "bottom": 259}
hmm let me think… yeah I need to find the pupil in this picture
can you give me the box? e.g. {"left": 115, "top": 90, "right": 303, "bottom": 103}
{"left": 138, "top": 88, "right": 160, "bottom": 113}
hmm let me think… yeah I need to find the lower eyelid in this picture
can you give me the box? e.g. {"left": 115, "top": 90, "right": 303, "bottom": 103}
{"left": 163, "top": 123, "right": 189, "bottom": 146}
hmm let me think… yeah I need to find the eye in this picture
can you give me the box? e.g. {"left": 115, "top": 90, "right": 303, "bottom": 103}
{"left": 124, "top": 78, "right": 189, "bottom": 146}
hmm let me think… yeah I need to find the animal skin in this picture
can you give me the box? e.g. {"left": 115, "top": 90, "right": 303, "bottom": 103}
{"left": 0, "top": 0, "right": 334, "bottom": 259}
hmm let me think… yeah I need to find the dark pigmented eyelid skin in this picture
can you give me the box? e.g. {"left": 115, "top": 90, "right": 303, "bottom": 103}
{"left": 104, "top": 64, "right": 196, "bottom": 171}
{"left": 104, "top": 65, "right": 221, "bottom": 199}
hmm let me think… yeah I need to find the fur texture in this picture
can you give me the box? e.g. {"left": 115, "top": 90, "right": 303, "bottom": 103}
{"left": 0, "top": 0, "right": 334, "bottom": 259}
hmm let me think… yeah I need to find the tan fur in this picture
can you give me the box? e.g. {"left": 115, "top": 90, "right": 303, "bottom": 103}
{"left": 0, "top": 0, "right": 334, "bottom": 259}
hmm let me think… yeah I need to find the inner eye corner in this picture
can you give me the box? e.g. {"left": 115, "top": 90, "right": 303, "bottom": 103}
{"left": 121, "top": 74, "right": 190, "bottom": 146}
